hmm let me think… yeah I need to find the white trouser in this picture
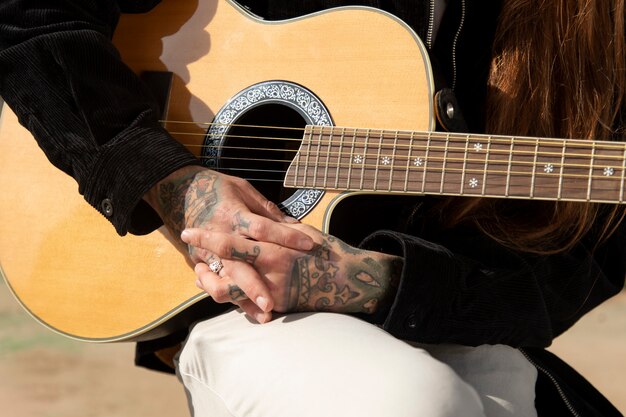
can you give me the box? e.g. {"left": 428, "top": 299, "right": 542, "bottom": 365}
{"left": 175, "top": 309, "right": 537, "bottom": 417}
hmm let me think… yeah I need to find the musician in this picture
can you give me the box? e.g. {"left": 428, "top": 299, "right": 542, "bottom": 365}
{"left": 1, "top": 1, "right": 624, "bottom": 416}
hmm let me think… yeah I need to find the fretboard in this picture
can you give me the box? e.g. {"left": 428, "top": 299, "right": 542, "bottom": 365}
{"left": 283, "top": 125, "right": 626, "bottom": 204}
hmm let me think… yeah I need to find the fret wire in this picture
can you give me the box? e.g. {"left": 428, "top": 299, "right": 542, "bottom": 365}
{"left": 359, "top": 129, "right": 371, "bottom": 190}
{"left": 297, "top": 145, "right": 624, "bottom": 172}
{"left": 421, "top": 132, "right": 432, "bottom": 193}
{"left": 587, "top": 142, "right": 597, "bottom": 201}
{"left": 335, "top": 127, "right": 345, "bottom": 189}
{"left": 372, "top": 129, "right": 383, "bottom": 191}
{"left": 439, "top": 133, "right": 450, "bottom": 194}
{"left": 621, "top": 146, "right": 626, "bottom": 203}
{"left": 347, "top": 128, "right": 358, "bottom": 190}
{"left": 341, "top": 131, "right": 626, "bottom": 156}
{"left": 312, "top": 127, "right": 323, "bottom": 188}
{"left": 505, "top": 137, "right": 515, "bottom": 197}
{"left": 291, "top": 152, "right": 626, "bottom": 198}
{"left": 405, "top": 131, "right": 626, "bottom": 153}
{"left": 404, "top": 131, "right": 415, "bottom": 192}
{"left": 291, "top": 144, "right": 626, "bottom": 181}
{"left": 321, "top": 127, "right": 332, "bottom": 189}
{"left": 303, "top": 160, "right": 626, "bottom": 182}
{"left": 530, "top": 137, "right": 540, "bottom": 198}
{"left": 557, "top": 138, "right": 567, "bottom": 200}
{"left": 389, "top": 130, "right": 399, "bottom": 192}
{"left": 288, "top": 135, "right": 626, "bottom": 167}
{"left": 460, "top": 134, "right": 470, "bottom": 194}
{"left": 481, "top": 135, "right": 492, "bottom": 195}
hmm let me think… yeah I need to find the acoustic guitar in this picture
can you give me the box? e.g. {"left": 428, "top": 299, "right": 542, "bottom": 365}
{"left": 1, "top": 0, "right": 625, "bottom": 342}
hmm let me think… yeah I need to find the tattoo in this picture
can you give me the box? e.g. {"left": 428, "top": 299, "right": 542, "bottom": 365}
{"left": 286, "top": 237, "right": 403, "bottom": 315}
{"left": 228, "top": 285, "right": 247, "bottom": 301}
{"left": 230, "top": 246, "right": 260, "bottom": 265}
{"left": 157, "top": 171, "right": 219, "bottom": 237}
{"left": 324, "top": 234, "right": 362, "bottom": 255}
{"left": 288, "top": 240, "right": 364, "bottom": 312}
{"left": 231, "top": 212, "right": 251, "bottom": 231}
{"left": 363, "top": 298, "right": 378, "bottom": 314}
{"left": 354, "top": 271, "right": 382, "bottom": 287}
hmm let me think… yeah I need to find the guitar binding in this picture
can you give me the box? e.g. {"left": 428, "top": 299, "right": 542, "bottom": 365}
{"left": 202, "top": 80, "right": 332, "bottom": 219}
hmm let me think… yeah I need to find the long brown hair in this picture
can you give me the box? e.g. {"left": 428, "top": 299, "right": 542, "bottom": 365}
{"left": 442, "top": 0, "right": 626, "bottom": 254}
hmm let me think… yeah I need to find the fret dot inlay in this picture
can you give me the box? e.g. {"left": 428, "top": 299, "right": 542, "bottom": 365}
{"left": 604, "top": 167, "right": 615, "bottom": 177}
{"left": 381, "top": 156, "right": 391, "bottom": 165}
{"left": 354, "top": 155, "right": 363, "bottom": 164}
{"left": 469, "top": 178, "right": 479, "bottom": 188}
{"left": 414, "top": 157, "right": 424, "bottom": 167}
{"left": 473, "top": 143, "right": 483, "bottom": 152}
{"left": 543, "top": 163, "right": 555, "bottom": 174}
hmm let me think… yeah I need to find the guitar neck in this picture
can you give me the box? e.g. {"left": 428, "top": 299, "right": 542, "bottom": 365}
{"left": 284, "top": 125, "right": 626, "bottom": 204}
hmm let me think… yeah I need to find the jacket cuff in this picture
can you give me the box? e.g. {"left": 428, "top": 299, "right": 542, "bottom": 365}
{"left": 81, "top": 124, "right": 201, "bottom": 235}
{"left": 359, "top": 230, "right": 460, "bottom": 342}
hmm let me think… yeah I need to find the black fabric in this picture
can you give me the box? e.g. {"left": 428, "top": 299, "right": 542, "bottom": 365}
{"left": 0, "top": 0, "right": 200, "bottom": 235}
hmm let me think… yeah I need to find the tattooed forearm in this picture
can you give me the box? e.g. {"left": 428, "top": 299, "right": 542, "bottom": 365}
{"left": 151, "top": 170, "right": 220, "bottom": 238}
{"left": 286, "top": 237, "right": 403, "bottom": 314}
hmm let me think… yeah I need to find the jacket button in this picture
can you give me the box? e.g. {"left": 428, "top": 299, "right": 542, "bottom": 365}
{"left": 101, "top": 199, "right": 114, "bottom": 217}
{"left": 406, "top": 314, "right": 417, "bottom": 329}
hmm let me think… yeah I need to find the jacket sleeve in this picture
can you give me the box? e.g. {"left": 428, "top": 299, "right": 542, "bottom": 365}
{"left": 360, "top": 222, "right": 626, "bottom": 347}
{"left": 0, "top": 0, "right": 200, "bottom": 235}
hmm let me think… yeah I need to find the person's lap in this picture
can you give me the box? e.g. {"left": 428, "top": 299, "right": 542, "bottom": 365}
{"left": 175, "top": 309, "right": 537, "bottom": 417}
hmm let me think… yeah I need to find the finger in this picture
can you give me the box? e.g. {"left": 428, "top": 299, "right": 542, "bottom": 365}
{"left": 183, "top": 230, "right": 263, "bottom": 264}
{"left": 230, "top": 212, "right": 314, "bottom": 251}
{"left": 237, "top": 299, "right": 273, "bottom": 324}
{"left": 235, "top": 178, "right": 296, "bottom": 223}
{"left": 195, "top": 272, "right": 269, "bottom": 323}
{"left": 222, "top": 258, "right": 274, "bottom": 312}
{"left": 194, "top": 259, "right": 274, "bottom": 313}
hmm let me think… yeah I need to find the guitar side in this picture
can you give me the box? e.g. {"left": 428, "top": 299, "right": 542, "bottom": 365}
{"left": 0, "top": 0, "right": 434, "bottom": 341}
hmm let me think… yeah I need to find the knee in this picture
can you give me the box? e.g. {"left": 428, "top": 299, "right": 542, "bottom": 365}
{"left": 366, "top": 347, "right": 485, "bottom": 417}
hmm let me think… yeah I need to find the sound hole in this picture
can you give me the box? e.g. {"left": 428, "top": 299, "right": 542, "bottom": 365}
{"left": 219, "top": 104, "right": 306, "bottom": 204}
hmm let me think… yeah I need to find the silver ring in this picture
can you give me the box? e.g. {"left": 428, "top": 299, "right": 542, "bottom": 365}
{"left": 208, "top": 259, "right": 224, "bottom": 274}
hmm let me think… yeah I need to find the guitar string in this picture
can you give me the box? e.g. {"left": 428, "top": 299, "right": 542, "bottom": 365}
{"left": 162, "top": 120, "right": 626, "bottom": 152}
{"left": 189, "top": 140, "right": 626, "bottom": 170}
{"left": 180, "top": 135, "right": 626, "bottom": 181}
{"left": 211, "top": 152, "right": 625, "bottom": 182}
{"left": 169, "top": 129, "right": 626, "bottom": 162}
{"left": 206, "top": 158, "right": 621, "bottom": 195}
{"left": 284, "top": 162, "right": 623, "bottom": 196}
{"left": 281, "top": 160, "right": 619, "bottom": 182}
{"left": 163, "top": 123, "right": 626, "bottom": 184}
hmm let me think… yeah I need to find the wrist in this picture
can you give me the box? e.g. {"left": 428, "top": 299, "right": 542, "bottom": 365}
{"left": 367, "top": 253, "right": 403, "bottom": 314}
{"left": 143, "top": 165, "right": 218, "bottom": 238}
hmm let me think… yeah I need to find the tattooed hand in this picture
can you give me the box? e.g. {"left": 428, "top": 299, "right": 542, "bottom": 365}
{"left": 181, "top": 223, "right": 403, "bottom": 319}
{"left": 143, "top": 165, "right": 315, "bottom": 321}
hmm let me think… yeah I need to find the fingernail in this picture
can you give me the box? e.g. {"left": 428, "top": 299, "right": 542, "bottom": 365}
{"left": 256, "top": 296, "right": 269, "bottom": 312}
{"left": 181, "top": 229, "right": 191, "bottom": 241}
{"left": 284, "top": 215, "right": 300, "bottom": 224}
{"left": 255, "top": 312, "right": 271, "bottom": 324}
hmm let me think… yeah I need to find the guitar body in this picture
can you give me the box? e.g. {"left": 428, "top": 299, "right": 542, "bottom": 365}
{"left": 0, "top": 0, "right": 433, "bottom": 341}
